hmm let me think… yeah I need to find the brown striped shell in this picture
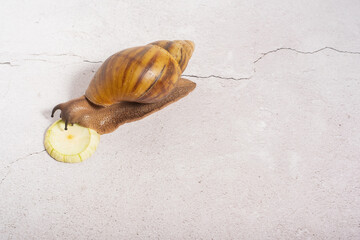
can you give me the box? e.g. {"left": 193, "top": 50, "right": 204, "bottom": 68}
{"left": 85, "top": 40, "right": 195, "bottom": 106}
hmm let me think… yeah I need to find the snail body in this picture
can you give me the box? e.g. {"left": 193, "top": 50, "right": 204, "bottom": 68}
{"left": 51, "top": 40, "right": 196, "bottom": 134}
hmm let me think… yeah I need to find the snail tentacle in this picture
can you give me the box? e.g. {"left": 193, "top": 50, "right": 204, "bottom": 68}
{"left": 51, "top": 104, "right": 62, "bottom": 118}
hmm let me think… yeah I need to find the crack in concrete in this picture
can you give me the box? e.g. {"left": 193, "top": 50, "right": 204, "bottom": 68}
{"left": 83, "top": 60, "right": 103, "bottom": 64}
{"left": 29, "top": 53, "right": 103, "bottom": 64}
{"left": 0, "top": 62, "right": 19, "bottom": 67}
{"left": 24, "top": 58, "right": 48, "bottom": 62}
{"left": 30, "top": 53, "right": 83, "bottom": 58}
{"left": 3, "top": 46, "right": 359, "bottom": 80}
{"left": 184, "top": 46, "right": 360, "bottom": 81}
{"left": 0, "top": 150, "right": 46, "bottom": 186}
{"left": 253, "top": 46, "right": 360, "bottom": 64}
{"left": 182, "top": 74, "right": 251, "bottom": 81}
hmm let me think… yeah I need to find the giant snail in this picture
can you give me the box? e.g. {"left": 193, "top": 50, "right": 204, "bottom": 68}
{"left": 51, "top": 40, "right": 196, "bottom": 135}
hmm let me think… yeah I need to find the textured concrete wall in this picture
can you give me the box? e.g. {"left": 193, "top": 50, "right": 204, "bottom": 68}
{"left": 1, "top": 0, "right": 360, "bottom": 239}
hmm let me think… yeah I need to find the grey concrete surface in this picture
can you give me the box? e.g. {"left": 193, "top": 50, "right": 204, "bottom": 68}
{"left": 1, "top": 0, "right": 360, "bottom": 239}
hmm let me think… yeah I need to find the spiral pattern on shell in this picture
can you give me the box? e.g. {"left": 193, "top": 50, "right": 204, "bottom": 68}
{"left": 85, "top": 40, "right": 195, "bottom": 106}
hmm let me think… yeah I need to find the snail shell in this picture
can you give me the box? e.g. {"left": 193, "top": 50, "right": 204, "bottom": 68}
{"left": 85, "top": 40, "right": 195, "bottom": 106}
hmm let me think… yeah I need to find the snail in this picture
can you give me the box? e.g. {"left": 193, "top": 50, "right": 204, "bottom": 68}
{"left": 51, "top": 40, "right": 196, "bottom": 135}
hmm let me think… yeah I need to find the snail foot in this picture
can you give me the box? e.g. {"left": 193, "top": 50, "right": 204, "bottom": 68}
{"left": 50, "top": 78, "right": 196, "bottom": 134}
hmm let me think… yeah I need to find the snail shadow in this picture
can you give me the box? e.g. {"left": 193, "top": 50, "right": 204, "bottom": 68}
{"left": 41, "top": 63, "right": 101, "bottom": 131}
{"left": 68, "top": 63, "right": 100, "bottom": 100}
{"left": 41, "top": 63, "right": 100, "bottom": 121}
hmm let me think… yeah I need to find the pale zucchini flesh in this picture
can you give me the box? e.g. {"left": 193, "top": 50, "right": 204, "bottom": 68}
{"left": 44, "top": 120, "right": 100, "bottom": 163}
